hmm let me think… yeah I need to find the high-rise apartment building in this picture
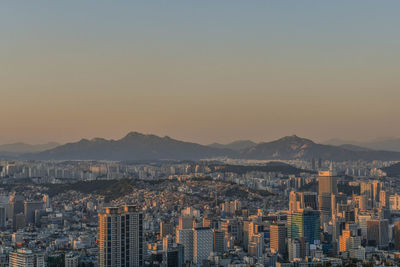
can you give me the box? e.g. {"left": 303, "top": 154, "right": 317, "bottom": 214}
{"left": 98, "top": 205, "right": 143, "bottom": 267}
{"left": 176, "top": 229, "right": 194, "bottom": 263}
{"left": 193, "top": 227, "right": 213, "bottom": 265}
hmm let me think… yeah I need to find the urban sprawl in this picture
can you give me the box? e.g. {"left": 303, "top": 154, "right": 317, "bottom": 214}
{"left": 0, "top": 159, "right": 399, "bottom": 267}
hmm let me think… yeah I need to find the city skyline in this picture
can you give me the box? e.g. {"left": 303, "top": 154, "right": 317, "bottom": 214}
{"left": 2, "top": 1, "right": 400, "bottom": 267}
{"left": 1, "top": 1, "right": 400, "bottom": 144}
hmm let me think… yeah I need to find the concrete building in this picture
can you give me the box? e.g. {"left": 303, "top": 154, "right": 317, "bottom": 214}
{"left": 9, "top": 249, "right": 44, "bottom": 267}
{"left": 160, "top": 221, "right": 174, "bottom": 238}
{"left": 367, "top": 219, "right": 389, "bottom": 249}
{"left": 193, "top": 227, "right": 213, "bottom": 265}
{"left": 287, "top": 209, "right": 320, "bottom": 245}
{"left": 270, "top": 223, "right": 287, "bottom": 256}
{"left": 65, "top": 253, "right": 79, "bottom": 267}
{"left": 176, "top": 229, "right": 193, "bottom": 263}
{"left": 318, "top": 171, "right": 337, "bottom": 225}
{"left": 98, "top": 205, "right": 143, "bottom": 267}
{"left": 213, "top": 229, "right": 225, "bottom": 254}
{"left": 24, "top": 201, "right": 44, "bottom": 225}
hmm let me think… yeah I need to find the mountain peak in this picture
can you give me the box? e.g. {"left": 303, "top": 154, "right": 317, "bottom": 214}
{"left": 277, "top": 135, "right": 314, "bottom": 144}
{"left": 123, "top": 131, "right": 144, "bottom": 139}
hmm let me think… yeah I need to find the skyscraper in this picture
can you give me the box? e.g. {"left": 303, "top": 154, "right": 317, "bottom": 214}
{"left": 393, "top": 222, "right": 400, "bottom": 250}
{"left": 287, "top": 209, "right": 320, "bottom": 245}
{"left": 24, "top": 200, "right": 44, "bottom": 225}
{"left": 318, "top": 171, "right": 337, "bottom": 196}
{"left": 98, "top": 205, "right": 143, "bottom": 267}
{"left": 270, "top": 223, "right": 287, "bottom": 256}
{"left": 289, "top": 191, "right": 318, "bottom": 211}
{"left": 372, "top": 180, "right": 382, "bottom": 205}
{"left": 8, "top": 193, "right": 24, "bottom": 221}
{"left": 318, "top": 171, "right": 337, "bottom": 225}
{"left": 367, "top": 219, "right": 389, "bottom": 249}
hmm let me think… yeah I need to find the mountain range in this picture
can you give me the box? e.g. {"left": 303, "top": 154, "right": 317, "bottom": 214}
{"left": 15, "top": 132, "right": 400, "bottom": 161}
{"left": 324, "top": 137, "right": 400, "bottom": 152}
{"left": 23, "top": 132, "right": 232, "bottom": 161}
{"left": 208, "top": 140, "right": 257, "bottom": 151}
{"left": 0, "top": 142, "right": 60, "bottom": 156}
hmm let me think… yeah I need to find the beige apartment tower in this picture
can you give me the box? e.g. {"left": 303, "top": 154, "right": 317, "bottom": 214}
{"left": 98, "top": 205, "right": 143, "bottom": 267}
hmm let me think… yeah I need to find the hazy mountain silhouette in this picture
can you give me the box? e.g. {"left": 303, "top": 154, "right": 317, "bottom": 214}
{"left": 337, "top": 144, "right": 372, "bottom": 152}
{"left": 208, "top": 140, "right": 257, "bottom": 151}
{"left": 26, "top": 132, "right": 233, "bottom": 160}
{"left": 0, "top": 142, "right": 60, "bottom": 156}
{"left": 22, "top": 133, "right": 400, "bottom": 161}
{"left": 240, "top": 135, "right": 400, "bottom": 161}
{"left": 324, "top": 137, "right": 400, "bottom": 152}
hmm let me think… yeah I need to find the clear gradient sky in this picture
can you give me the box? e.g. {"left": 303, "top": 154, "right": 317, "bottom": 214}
{"left": 1, "top": 1, "right": 399, "bottom": 145}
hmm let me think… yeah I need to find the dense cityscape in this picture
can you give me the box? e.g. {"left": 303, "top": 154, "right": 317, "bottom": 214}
{"left": 0, "top": 156, "right": 400, "bottom": 267}
{"left": 2, "top": 1, "right": 400, "bottom": 266}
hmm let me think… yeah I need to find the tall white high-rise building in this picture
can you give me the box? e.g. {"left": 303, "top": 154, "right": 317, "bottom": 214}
{"left": 176, "top": 229, "right": 194, "bottom": 263}
{"left": 193, "top": 227, "right": 213, "bottom": 265}
{"left": 98, "top": 205, "right": 143, "bottom": 267}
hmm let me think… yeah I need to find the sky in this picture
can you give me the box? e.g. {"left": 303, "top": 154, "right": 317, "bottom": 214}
{"left": 1, "top": 1, "right": 399, "bottom": 145}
